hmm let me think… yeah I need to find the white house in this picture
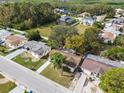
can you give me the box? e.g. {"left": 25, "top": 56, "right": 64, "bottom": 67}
{"left": 24, "top": 41, "right": 51, "bottom": 59}
{"left": 77, "top": 17, "right": 95, "bottom": 26}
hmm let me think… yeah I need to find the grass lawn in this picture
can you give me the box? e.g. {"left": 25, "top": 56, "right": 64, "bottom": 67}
{"left": 75, "top": 24, "right": 91, "bottom": 34}
{"left": 13, "top": 52, "right": 47, "bottom": 71}
{"left": 27, "top": 23, "right": 57, "bottom": 37}
{"left": 41, "top": 64, "right": 73, "bottom": 88}
{"left": 0, "top": 81, "right": 16, "bottom": 93}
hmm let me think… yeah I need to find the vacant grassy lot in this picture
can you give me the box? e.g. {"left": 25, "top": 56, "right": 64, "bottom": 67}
{"left": 0, "top": 81, "right": 16, "bottom": 93}
{"left": 41, "top": 64, "right": 73, "bottom": 88}
{"left": 27, "top": 23, "right": 58, "bottom": 37}
{"left": 13, "top": 52, "right": 47, "bottom": 71}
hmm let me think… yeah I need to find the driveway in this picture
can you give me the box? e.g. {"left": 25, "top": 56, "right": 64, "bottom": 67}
{"left": 5, "top": 48, "right": 26, "bottom": 59}
{"left": 0, "top": 56, "right": 71, "bottom": 93}
{"left": 36, "top": 58, "right": 51, "bottom": 73}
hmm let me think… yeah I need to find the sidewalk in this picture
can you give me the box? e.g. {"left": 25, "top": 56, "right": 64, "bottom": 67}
{"left": 9, "top": 85, "right": 25, "bottom": 93}
{"left": 36, "top": 58, "right": 51, "bottom": 73}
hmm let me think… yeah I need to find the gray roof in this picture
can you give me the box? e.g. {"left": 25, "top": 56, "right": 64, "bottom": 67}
{"left": 24, "top": 41, "right": 51, "bottom": 56}
{"left": 86, "top": 54, "right": 124, "bottom": 68}
{"left": 0, "top": 29, "right": 11, "bottom": 40}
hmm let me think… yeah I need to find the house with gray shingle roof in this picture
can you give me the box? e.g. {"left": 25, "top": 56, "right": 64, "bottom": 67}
{"left": 24, "top": 41, "right": 51, "bottom": 58}
{"left": 81, "top": 54, "right": 124, "bottom": 78}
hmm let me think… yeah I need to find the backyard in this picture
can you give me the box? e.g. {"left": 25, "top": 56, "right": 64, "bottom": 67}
{"left": 13, "top": 52, "right": 47, "bottom": 71}
{"left": 41, "top": 64, "right": 74, "bottom": 88}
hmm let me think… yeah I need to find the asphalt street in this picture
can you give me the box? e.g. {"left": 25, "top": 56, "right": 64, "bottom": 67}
{"left": 0, "top": 55, "right": 71, "bottom": 93}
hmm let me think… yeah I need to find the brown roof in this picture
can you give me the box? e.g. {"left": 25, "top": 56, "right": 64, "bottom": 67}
{"left": 81, "top": 58, "right": 113, "bottom": 74}
{"left": 6, "top": 35, "right": 25, "bottom": 46}
{"left": 101, "top": 32, "right": 115, "bottom": 41}
{"left": 51, "top": 50, "right": 82, "bottom": 67}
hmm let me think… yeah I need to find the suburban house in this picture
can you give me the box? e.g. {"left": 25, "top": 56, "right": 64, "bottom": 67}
{"left": 101, "top": 32, "right": 116, "bottom": 43}
{"left": 24, "top": 41, "right": 51, "bottom": 58}
{"left": 78, "top": 12, "right": 91, "bottom": 18}
{"left": 51, "top": 49, "right": 82, "bottom": 72}
{"left": 59, "top": 15, "right": 75, "bottom": 25}
{"left": 101, "top": 17, "right": 124, "bottom": 43}
{"left": 77, "top": 16, "right": 95, "bottom": 26}
{"left": 5, "top": 35, "right": 27, "bottom": 49}
{"left": 54, "top": 8, "right": 69, "bottom": 14}
{"left": 81, "top": 54, "right": 124, "bottom": 79}
{"left": 0, "top": 29, "right": 11, "bottom": 41}
{"left": 115, "top": 8, "right": 124, "bottom": 17}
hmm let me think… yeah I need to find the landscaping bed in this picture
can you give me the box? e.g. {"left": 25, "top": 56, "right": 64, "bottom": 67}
{"left": 41, "top": 64, "right": 74, "bottom": 88}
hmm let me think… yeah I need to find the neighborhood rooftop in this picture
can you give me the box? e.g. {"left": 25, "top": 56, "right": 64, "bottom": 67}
{"left": 86, "top": 54, "right": 124, "bottom": 68}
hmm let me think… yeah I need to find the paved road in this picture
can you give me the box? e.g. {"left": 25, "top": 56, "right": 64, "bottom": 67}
{"left": 6, "top": 48, "right": 26, "bottom": 59}
{"left": 0, "top": 56, "right": 71, "bottom": 93}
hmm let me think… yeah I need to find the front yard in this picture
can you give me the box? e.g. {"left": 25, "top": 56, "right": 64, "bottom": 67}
{"left": 0, "top": 81, "right": 16, "bottom": 93}
{"left": 0, "top": 74, "right": 16, "bottom": 93}
{"left": 13, "top": 52, "right": 47, "bottom": 71}
{"left": 41, "top": 64, "right": 74, "bottom": 88}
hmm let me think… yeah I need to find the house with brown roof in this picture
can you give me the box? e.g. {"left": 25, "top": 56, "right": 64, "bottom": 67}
{"left": 5, "top": 35, "right": 27, "bottom": 49}
{"left": 101, "top": 32, "right": 116, "bottom": 43}
{"left": 51, "top": 49, "right": 82, "bottom": 72}
{"left": 81, "top": 54, "right": 124, "bottom": 78}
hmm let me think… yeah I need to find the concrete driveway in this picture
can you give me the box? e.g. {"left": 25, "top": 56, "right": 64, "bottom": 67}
{"left": 5, "top": 48, "right": 26, "bottom": 59}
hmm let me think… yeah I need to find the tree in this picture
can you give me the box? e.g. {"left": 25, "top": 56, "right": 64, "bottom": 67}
{"left": 93, "top": 22, "right": 104, "bottom": 29}
{"left": 64, "top": 35, "right": 84, "bottom": 53}
{"left": 99, "top": 68, "right": 124, "bottom": 93}
{"left": 0, "top": 45, "right": 7, "bottom": 53}
{"left": 0, "top": 2, "right": 58, "bottom": 30}
{"left": 26, "top": 30, "right": 41, "bottom": 41}
{"left": 50, "top": 52, "right": 65, "bottom": 75}
{"left": 83, "top": 27, "right": 102, "bottom": 54}
{"left": 48, "top": 25, "right": 78, "bottom": 48}
{"left": 101, "top": 47, "right": 124, "bottom": 61}
{"left": 114, "top": 35, "right": 124, "bottom": 47}
{"left": 50, "top": 52, "right": 65, "bottom": 69}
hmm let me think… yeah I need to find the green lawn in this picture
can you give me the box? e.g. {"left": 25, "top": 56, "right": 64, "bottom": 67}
{"left": 13, "top": 52, "right": 47, "bottom": 71}
{"left": 27, "top": 23, "right": 57, "bottom": 37}
{"left": 0, "top": 81, "right": 16, "bottom": 93}
{"left": 41, "top": 64, "right": 73, "bottom": 88}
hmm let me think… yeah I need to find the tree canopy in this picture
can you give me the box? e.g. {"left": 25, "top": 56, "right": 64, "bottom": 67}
{"left": 50, "top": 52, "right": 65, "bottom": 69}
{"left": 64, "top": 34, "right": 84, "bottom": 53}
{"left": 48, "top": 25, "right": 78, "bottom": 48}
{"left": 0, "top": 2, "right": 59, "bottom": 30}
{"left": 26, "top": 30, "right": 41, "bottom": 41}
{"left": 99, "top": 68, "right": 124, "bottom": 93}
{"left": 101, "top": 47, "right": 124, "bottom": 61}
{"left": 83, "top": 27, "right": 102, "bottom": 54}
{"left": 114, "top": 35, "right": 124, "bottom": 47}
